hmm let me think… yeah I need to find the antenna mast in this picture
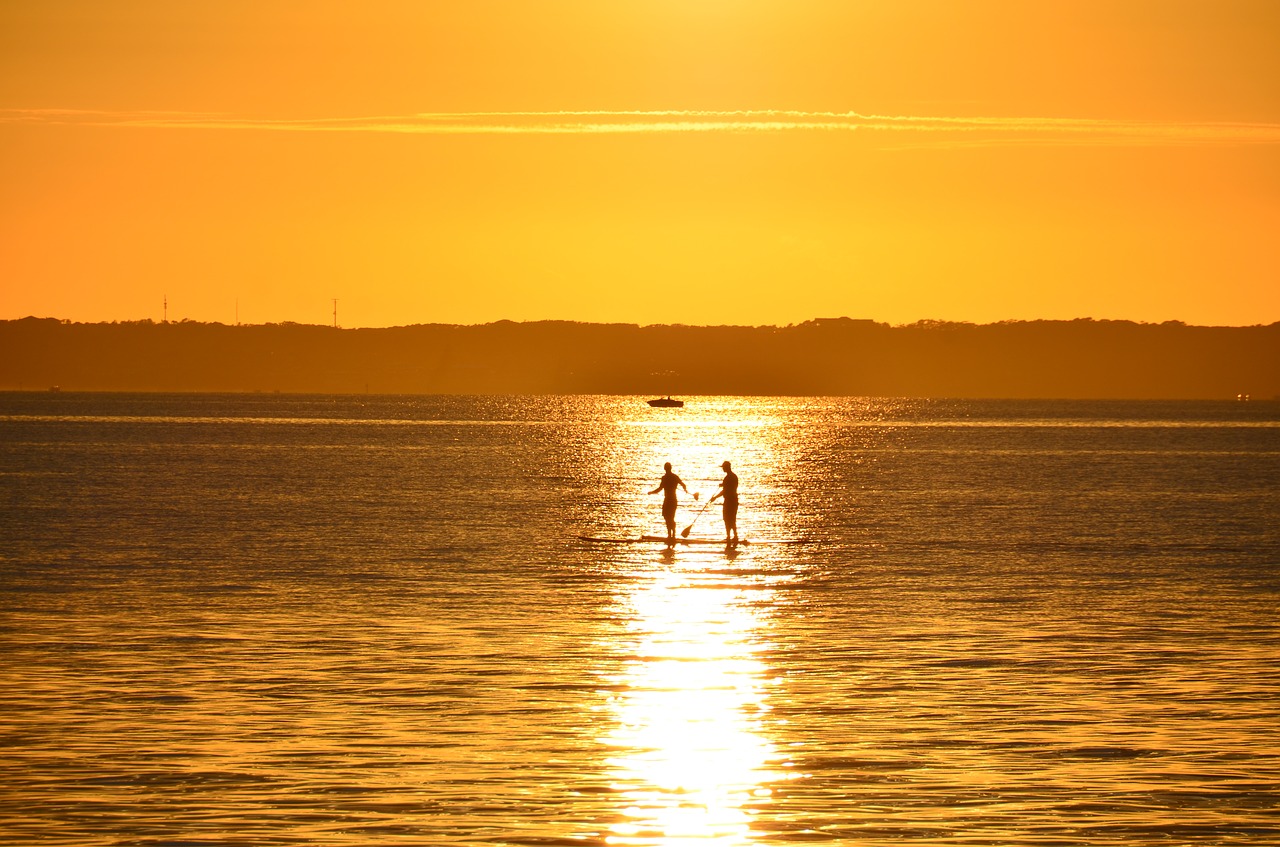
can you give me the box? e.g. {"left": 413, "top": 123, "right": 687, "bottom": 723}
{"left": 163, "top": 294, "right": 167, "bottom": 323}
{"left": 332, "top": 298, "right": 339, "bottom": 329}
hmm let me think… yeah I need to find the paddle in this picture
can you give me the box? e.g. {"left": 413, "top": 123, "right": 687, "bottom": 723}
{"left": 681, "top": 494, "right": 712, "bottom": 538}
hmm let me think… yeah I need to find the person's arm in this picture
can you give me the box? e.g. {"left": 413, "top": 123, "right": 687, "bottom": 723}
{"left": 649, "top": 482, "right": 662, "bottom": 494}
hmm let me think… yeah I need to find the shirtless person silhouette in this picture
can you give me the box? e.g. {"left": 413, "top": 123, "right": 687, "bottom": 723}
{"left": 649, "top": 462, "right": 690, "bottom": 544}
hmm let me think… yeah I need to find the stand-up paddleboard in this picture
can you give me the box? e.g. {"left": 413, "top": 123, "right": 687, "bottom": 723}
{"left": 578, "top": 535, "right": 807, "bottom": 546}
{"left": 578, "top": 535, "right": 746, "bottom": 546}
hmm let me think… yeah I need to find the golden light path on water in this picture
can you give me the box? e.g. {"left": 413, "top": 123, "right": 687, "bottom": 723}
{"left": 594, "top": 399, "right": 803, "bottom": 844}
{"left": 601, "top": 568, "right": 793, "bottom": 845}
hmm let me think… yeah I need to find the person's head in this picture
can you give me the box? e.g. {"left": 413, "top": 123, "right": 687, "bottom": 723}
{"left": 664, "top": 462, "right": 672, "bottom": 472}
{"left": 722, "top": 461, "right": 732, "bottom": 471}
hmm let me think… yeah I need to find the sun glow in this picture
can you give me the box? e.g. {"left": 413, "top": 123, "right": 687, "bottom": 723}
{"left": 3, "top": 3, "right": 1278, "bottom": 327}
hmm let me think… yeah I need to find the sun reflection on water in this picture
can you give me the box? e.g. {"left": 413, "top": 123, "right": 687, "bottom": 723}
{"left": 608, "top": 398, "right": 800, "bottom": 543}
{"left": 601, "top": 566, "right": 793, "bottom": 845}
{"left": 587, "top": 398, "right": 809, "bottom": 844}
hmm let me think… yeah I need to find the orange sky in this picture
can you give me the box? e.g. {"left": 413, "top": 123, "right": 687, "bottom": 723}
{"left": 2, "top": 1, "right": 1278, "bottom": 328}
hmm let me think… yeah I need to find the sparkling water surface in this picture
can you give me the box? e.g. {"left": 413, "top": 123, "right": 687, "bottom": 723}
{"left": 1, "top": 394, "right": 1277, "bottom": 845}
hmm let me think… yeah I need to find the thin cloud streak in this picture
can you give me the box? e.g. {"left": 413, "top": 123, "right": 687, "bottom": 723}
{"left": 4, "top": 108, "right": 1279, "bottom": 145}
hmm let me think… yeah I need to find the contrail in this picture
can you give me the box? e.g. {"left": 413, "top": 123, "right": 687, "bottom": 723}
{"left": 4, "top": 108, "right": 1278, "bottom": 145}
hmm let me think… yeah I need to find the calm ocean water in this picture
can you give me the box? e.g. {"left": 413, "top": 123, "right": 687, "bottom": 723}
{"left": 1, "top": 393, "right": 1277, "bottom": 846}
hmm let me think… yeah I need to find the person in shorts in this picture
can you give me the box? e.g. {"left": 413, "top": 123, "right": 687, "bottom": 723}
{"left": 709, "top": 460, "right": 739, "bottom": 545}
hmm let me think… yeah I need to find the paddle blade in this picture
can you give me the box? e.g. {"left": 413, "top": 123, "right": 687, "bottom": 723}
{"left": 681, "top": 525, "right": 693, "bottom": 538}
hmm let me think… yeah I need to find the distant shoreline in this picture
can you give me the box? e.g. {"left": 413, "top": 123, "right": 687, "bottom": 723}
{"left": 9, "top": 316, "right": 1278, "bottom": 331}
{"left": 3, "top": 317, "right": 1277, "bottom": 400}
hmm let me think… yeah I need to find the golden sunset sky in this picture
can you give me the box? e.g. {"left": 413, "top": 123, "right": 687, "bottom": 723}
{"left": 2, "top": 1, "right": 1277, "bottom": 328}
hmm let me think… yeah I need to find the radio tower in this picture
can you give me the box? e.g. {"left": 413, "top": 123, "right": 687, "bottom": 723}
{"left": 332, "top": 299, "right": 339, "bottom": 329}
{"left": 163, "top": 294, "right": 168, "bottom": 323}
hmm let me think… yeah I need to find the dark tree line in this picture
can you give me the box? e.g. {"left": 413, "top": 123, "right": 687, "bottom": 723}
{"left": 2, "top": 316, "right": 1277, "bottom": 399}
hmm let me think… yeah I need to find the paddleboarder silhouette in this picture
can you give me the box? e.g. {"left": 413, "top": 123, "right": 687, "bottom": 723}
{"left": 649, "top": 462, "right": 691, "bottom": 544}
{"left": 708, "top": 460, "right": 739, "bottom": 545}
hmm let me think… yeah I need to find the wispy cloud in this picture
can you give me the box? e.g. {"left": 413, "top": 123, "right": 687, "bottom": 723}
{"left": 4, "top": 108, "right": 1279, "bottom": 146}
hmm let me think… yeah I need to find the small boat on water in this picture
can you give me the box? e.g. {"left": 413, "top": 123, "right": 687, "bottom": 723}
{"left": 647, "top": 396, "right": 684, "bottom": 408}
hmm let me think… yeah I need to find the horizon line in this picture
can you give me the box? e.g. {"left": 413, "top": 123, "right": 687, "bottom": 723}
{"left": 6, "top": 315, "right": 1277, "bottom": 331}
